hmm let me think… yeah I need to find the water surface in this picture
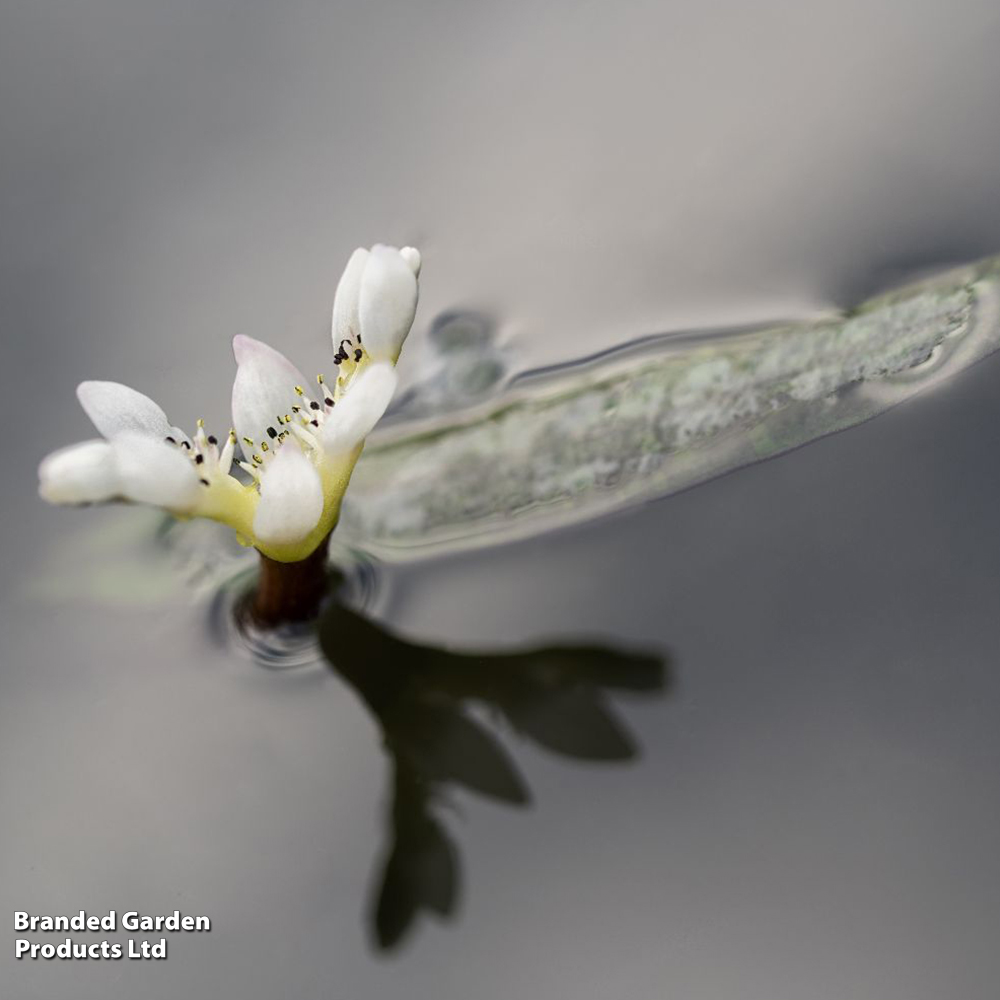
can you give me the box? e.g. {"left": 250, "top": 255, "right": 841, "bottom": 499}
{"left": 3, "top": 1, "right": 1000, "bottom": 997}
{"left": 4, "top": 345, "right": 1000, "bottom": 998}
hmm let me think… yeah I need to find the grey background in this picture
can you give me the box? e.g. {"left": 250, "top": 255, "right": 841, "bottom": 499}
{"left": 2, "top": 0, "right": 1000, "bottom": 997}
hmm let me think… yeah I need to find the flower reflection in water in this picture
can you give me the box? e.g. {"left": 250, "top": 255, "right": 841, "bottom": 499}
{"left": 317, "top": 594, "right": 670, "bottom": 950}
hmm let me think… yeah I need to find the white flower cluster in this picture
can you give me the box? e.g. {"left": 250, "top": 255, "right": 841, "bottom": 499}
{"left": 38, "top": 245, "right": 421, "bottom": 562}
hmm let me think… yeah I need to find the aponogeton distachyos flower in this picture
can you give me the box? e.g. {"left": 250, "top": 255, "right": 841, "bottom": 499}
{"left": 38, "top": 244, "right": 420, "bottom": 563}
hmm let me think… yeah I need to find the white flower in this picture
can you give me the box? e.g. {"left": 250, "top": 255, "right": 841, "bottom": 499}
{"left": 333, "top": 244, "right": 420, "bottom": 364}
{"left": 38, "top": 244, "right": 421, "bottom": 562}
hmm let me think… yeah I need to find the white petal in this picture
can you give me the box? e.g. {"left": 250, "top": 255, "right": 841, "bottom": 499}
{"left": 331, "top": 247, "right": 369, "bottom": 354}
{"left": 358, "top": 245, "right": 419, "bottom": 362}
{"left": 400, "top": 246, "right": 421, "bottom": 275}
{"left": 77, "top": 381, "right": 172, "bottom": 440}
{"left": 38, "top": 440, "right": 119, "bottom": 504}
{"left": 168, "top": 425, "right": 192, "bottom": 446}
{"left": 252, "top": 443, "right": 324, "bottom": 546}
{"left": 111, "top": 433, "right": 201, "bottom": 511}
{"left": 321, "top": 362, "right": 398, "bottom": 456}
{"left": 231, "top": 335, "right": 311, "bottom": 450}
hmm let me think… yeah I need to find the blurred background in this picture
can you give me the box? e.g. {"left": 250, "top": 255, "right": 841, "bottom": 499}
{"left": 3, "top": 2, "right": 1000, "bottom": 997}
{"left": 3, "top": 0, "right": 1000, "bottom": 539}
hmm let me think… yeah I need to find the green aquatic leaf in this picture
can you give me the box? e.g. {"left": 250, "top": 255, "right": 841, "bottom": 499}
{"left": 341, "top": 257, "right": 1000, "bottom": 556}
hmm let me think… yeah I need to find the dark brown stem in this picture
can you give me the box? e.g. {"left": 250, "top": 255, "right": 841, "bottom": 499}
{"left": 250, "top": 537, "right": 331, "bottom": 627}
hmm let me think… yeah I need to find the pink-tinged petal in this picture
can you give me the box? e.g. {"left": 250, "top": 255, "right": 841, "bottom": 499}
{"left": 77, "top": 380, "right": 172, "bottom": 440}
{"left": 231, "top": 335, "right": 312, "bottom": 451}
{"left": 331, "top": 247, "right": 369, "bottom": 355}
{"left": 38, "top": 440, "right": 119, "bottom": 504}
{"left": 111, "top": 433, "right": 201, "bottom": 511}
{"left": 252, "top": 443, "right": 324, "bottom": 546}
{"left": 321, "top": 362, "right": 398, "bottom": 456}
{"left": 358, "top": 244, "right": 419, "bottom": 362}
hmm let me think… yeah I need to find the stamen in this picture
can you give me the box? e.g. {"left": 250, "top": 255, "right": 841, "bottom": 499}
{"left": 207, "top": 434, "right": 217, "bottom": 445}
{"left": 219, "top": 432, "right": 236, "bottom": 476}
{"left": 243, "top": 436, "right": 255, "bottom": 446}
{"left": 266, "top": 426, "right": 278, "bottom": 439}
{"left": 309, "top": 401, "right": 320, "bottom": 411}
{"left": 289, "top": 423, "right": 318, "bottom": 448}
{"left": 324, "top": 397, "right": 334, "bottom": 407}
{"left": 199, "top": 478, "right": 210, "bottom": 486}
{"left": 165, "top": 436, "right": 176, "bottom": 444}
{"left": 195, "top": 454, "right": 204, "bottom": 465}
{"left": 294, "top": 385, "right": 305, "bottom": 396}
{"left": 261, "top": 441, "right": 269, "bottom": 453}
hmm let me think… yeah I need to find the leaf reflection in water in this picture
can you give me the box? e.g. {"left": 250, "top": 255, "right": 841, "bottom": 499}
{"left": 317, "top": 598, "right": 670, "bottom": 950}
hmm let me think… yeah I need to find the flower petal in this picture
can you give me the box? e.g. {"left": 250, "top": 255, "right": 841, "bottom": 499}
{"left": 252, "top": 442, "right": 324, "bottom": 546}
{"left": 358, "top": 244, "right": 419, "bottom": 362}
{"left": 400, "top": 246, "right": 421, "bottom": 275}
{"left": 77, "top": 381, "right": 173, "bottom": 440}
{"left": 38, "top": 440, "right": 119, "bottom": 504}
{"left": 321, "top": 361, "right": 398, "bottom": 456}
{"left": 231, "top": 335, "right": 312, "bottom": 451}
{"left": 111, "top": 433, "right": 201, "bottom": 511}
{"left": 331, "top": 247, "right": 369, "bottom": 354}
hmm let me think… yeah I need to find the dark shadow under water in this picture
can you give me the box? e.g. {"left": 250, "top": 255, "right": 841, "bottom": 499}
{"left": 313, "top": 587, "right": 669, "bottom": 950}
